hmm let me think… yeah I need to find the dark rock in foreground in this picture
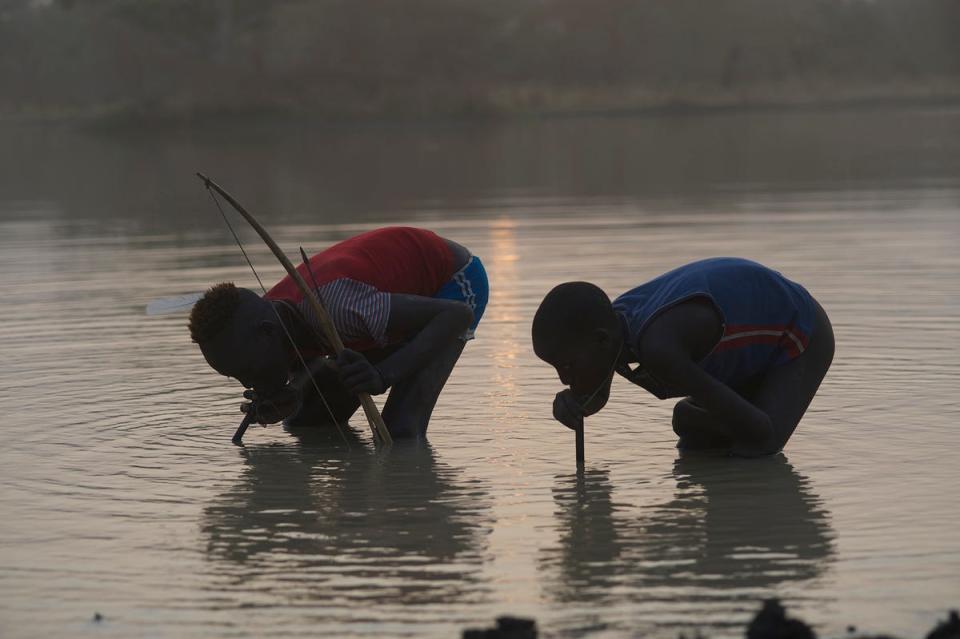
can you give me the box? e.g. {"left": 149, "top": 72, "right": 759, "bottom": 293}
{"left": 463, "top": 616, "right": 537, "bottom": 639}
{"left": 926, "top": 611, "right": 960, "bottom": 639}
{"left": 463, "top": 604, "right": 959, "bottom": 639}
{"left": 747, "top": 599, "right": 816, "bottom": 639}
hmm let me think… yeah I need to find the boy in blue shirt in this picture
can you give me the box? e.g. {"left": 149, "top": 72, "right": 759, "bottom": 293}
{"left": 532, "top": 258, "right": 834, "bottom": 457}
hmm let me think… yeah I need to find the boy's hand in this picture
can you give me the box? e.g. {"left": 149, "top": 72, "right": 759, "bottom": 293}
{"left": 336, "top": 349, "right": 388, "bottom": 396}
{"left": 241, "top": 385, "right": 301, "bottom": 424}
{"left": 553, "top": 389, "right": 586, "bottom": 431}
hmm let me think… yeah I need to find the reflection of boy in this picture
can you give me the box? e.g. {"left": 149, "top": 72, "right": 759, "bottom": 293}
{"left": 189, "top": 227, "right": 489, "bottom": 438}
{"left": 532, "top": 258, "right": 833, "bottom": 456}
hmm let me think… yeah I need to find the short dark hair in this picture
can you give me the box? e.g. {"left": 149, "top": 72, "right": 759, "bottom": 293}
{"left": 189, "top": 282, "right": 241, "bottom": 344}
{"left": 532, "top": 281, "right": 616, "bottom": 352}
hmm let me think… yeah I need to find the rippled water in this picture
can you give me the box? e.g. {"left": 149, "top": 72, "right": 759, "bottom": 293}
{"left": 1, "top": 108, "right": 959, "bottom": 638}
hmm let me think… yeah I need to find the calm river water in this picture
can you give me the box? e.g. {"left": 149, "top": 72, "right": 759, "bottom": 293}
{"left": 1, "top": 107, "right": 959, "bottom": 638}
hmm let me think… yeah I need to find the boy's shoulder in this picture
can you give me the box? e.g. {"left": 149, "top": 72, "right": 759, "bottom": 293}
{"left": 639, "top": 298, "right": 723, "bottom": 362}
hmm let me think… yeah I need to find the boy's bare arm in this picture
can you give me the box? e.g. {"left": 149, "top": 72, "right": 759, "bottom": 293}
{"left": 639, "top": 302, "right": 774, "bottom": 447}
{"left": 337, "top": 294, "right": 473, "bottom": 395}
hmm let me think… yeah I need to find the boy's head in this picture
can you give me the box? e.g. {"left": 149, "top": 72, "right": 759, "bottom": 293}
{"left": 532, "top": 282, "right": 622, "bottom": 396}
{"left": 189, "top": 282, "right": 292, "bottom": 392}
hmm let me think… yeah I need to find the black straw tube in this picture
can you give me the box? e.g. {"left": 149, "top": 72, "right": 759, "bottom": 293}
{"left": 232, "top": 413, "right": 255, "bottom": 445}
{"left": 575, "top": 418, "right": 585, "bottom": 468}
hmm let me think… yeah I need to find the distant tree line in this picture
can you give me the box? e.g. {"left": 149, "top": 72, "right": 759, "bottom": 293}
{"left": 1, "top": 0, "right": 958, "bottom": 120}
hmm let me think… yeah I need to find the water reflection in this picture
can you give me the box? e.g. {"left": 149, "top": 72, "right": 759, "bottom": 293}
{"left": 541, "top": 456, "right": 835, "bottom": 607}
{"left": 202, "top": 435, "right": 493, "bottom": 607}
{"left": 539, "top": 468, "right": 628, "bottom": 603}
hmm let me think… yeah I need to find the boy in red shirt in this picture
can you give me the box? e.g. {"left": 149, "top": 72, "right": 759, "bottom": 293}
{"left": 189, "top": 227, "right": 488, "bottom": 439}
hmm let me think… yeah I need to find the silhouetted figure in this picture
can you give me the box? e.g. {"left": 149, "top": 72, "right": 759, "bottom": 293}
{"left": 532, "top": 258, "right": 834, "bottom": 456}
{"left": 190, "top": 227, "right": 488, "bottom": 439}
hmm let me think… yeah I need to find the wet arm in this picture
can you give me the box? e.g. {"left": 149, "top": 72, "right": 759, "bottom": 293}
{"left": 639, "top": 303, "right": 773, "bottom": 447}
{"left": 375, "top": 294, "right": 473, "bottom": 387}
{"left": 643, "top": 349, "right": 772, "bottom": 445}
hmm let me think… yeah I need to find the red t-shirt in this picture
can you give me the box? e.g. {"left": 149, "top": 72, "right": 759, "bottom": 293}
{"left": 264, "top": 227, "right": 455, "bottom": 352}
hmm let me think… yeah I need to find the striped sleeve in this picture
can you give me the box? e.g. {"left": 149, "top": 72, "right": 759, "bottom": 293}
{"left": 297, "top": 278, "right": 391, "bottom": 349}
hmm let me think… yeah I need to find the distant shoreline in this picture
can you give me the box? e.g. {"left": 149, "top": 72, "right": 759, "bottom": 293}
{"left": 3, "top": 86, "right": 959, "bottom": 129}
{"left": 5, "top": 1, "right": 958, "bottom": 129}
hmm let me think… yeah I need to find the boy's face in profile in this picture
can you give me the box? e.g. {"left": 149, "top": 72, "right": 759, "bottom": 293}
{"left": 200, "top": 317, "right": 292, "bottom": 393}
{"left": 539, "top": 328, "right": 620, "bottom": 399}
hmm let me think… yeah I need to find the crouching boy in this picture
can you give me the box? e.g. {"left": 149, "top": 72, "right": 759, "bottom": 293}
{"left": 189, "top": 227, "right": 488, "bottom": 439}
{"left": 532, "top": 258, "right": 833, "bottom": 456}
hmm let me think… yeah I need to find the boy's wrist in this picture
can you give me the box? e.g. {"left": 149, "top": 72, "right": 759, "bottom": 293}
{"left": 374, "top": 364, "right": 393, "bottom": 390}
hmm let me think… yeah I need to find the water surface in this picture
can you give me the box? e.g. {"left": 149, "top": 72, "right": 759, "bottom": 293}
{"left": 1, "top": 107, "right": 959, "bottom": 638}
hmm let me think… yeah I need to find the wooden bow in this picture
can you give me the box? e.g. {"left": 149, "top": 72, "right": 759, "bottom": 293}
{"left": 196, "top": 172, "right": 393, "bottom": 445}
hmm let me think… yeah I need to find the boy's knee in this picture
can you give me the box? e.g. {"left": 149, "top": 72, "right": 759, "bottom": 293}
{"left": 386, "top": 417, "right": 425, "bottom": 440}
{"left": 672, "top": 398, "right": 700, "bottom": 436}
{"left": 672, "top": 398, "right": 735, "bottom": 450}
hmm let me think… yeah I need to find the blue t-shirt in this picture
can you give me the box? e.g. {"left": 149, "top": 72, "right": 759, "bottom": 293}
{"left": 612, "top": 258, "right": 817, "bottom": 395}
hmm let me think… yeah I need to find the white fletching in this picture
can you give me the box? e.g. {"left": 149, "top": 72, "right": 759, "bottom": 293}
{"left": 146, "top": 292, "right": 205, "bottom": 316}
